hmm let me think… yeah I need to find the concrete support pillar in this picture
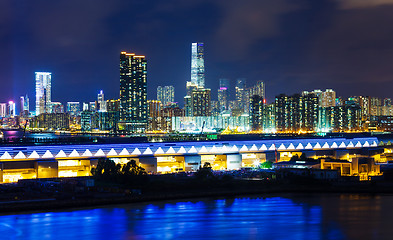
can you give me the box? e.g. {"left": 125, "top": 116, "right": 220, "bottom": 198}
{"left": 184, "top": 155, "right": 201, "bottom": 171}
{"left": 226, "top": 154, "right": 242, "bottom": 170}
{"left": 138, "top": 157, "right": 157, "bottom": 173}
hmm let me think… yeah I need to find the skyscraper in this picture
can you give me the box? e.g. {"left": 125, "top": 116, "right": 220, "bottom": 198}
{"left": 119, "top": 51, "right": 147, "bottom": 132}
{"left": 157, "top": 85, "right": 174, "bottom": 106}
{"left": 191, "top": 42, "right": 205, "bottom": 88}
{"left": 35, "top": 72, "right": 52, "bottom": 116}
{"left": 97, "top": 90, "right": 106, "bottom": 112}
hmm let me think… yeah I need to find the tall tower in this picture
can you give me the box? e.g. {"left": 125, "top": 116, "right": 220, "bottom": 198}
{"left": 35, "top": 72, "right": 52, "bottom": 116}
{"left": 119, "top": 51, "right": 147, "bottom": 132}
{"left": 191, "top": 42, "right": 205, "bottom": 88}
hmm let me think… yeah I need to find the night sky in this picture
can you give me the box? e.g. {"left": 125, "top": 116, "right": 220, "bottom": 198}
{"left": 1, "top": 0, "right": 393, "bottom": 107}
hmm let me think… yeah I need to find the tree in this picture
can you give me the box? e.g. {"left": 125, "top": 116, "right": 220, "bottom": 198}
{"left": 121, "top": 160, "right": 147, "bottom": 176}
{"left": 195, "top": 162, "right": 215, "bottom": 179}
{"left": 91, "top": 159, "right": 121, "bottom": 180}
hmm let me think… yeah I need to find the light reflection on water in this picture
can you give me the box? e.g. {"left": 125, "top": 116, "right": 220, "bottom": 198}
{"left": 0, "top": 194, "right": 392, "bottom": 240}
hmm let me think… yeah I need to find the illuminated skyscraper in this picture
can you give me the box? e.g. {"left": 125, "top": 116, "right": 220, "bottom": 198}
{"left": 35, "top": 72, "right": 52, "bottom": 116}
{"left": 97, "top": 90, "right": 106, "bottom": 112}
{"left": 191, "top": 42, "right": 205, "bottom": 88}
{"left": 218, "top": 78, "right": 229, "bottom": 112}
{"left": 157, "top": 85, "right": 174, "bottom": 106}
{"left": 119, "top": 51, "right": 147, "bottom": 132}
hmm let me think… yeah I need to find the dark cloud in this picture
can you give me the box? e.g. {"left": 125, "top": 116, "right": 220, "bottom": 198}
{"left": 304, "top": 4, "right": 393, "bottom": 97}
{"left": 213, "top": 0, "right": 301, "bottom": 59}
{"left": 1, "top": 0, "right": 393, "bottom": 106}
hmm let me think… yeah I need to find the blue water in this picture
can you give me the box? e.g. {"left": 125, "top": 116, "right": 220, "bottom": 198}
{"left": 0, "top": 194, "right": 392, "bottom": 240}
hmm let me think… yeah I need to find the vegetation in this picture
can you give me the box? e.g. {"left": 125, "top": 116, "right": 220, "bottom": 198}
{"left": 91, "top": 159, "right": 147, "bottom": 185}
{"left": 290, "top": 153, "right": 316, "bottom": 162}
{"left": 195, "top": 162, "right": 215, "bottom": 180}
{"left": 259, "top": 161, "right": 273, "bottom": 169}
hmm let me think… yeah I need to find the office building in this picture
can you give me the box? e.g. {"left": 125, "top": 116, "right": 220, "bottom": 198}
{"left": 35, "top": 72, "right": 52, "bottom": 115}
{"left": 119, "top": 51, "right": 147, "bottom": 132}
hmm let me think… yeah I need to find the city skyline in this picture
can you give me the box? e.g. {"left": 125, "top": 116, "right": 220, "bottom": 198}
{"left": 1, "top": 1, "right": 393, "bottom": 104}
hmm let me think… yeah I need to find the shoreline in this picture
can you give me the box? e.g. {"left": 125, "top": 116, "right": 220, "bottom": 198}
{"left": 1, "top": 182, "right": 393, "bottom": 215}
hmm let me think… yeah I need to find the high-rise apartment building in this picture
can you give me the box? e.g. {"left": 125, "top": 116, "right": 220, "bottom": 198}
{"left": 275, "top": 93, "right": 319, "bottom": 132}
{"left": 35, "top": 72, "right": 52, "bottom": 116}
{"left": 191, "top": 42, "right": 205, "bottom": 88}
{"left": 250, "top": 95, "right": 264, "bottom": 131}
{"left": 320, "top": 89, "right": 336, "bottom": 107}
{"left": 191, "top": 88, "right": 211, "bottom": 116}
{"left": 119, "top": 51, "right": 147, "bottom": 132}
{"left": 157, "top": 85, "right": 174, "bottom": 106}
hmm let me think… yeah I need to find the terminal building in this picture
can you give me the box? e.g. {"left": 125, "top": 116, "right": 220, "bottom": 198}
{"left": 0, "top": 137, "right": 383, "bottom": 183}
